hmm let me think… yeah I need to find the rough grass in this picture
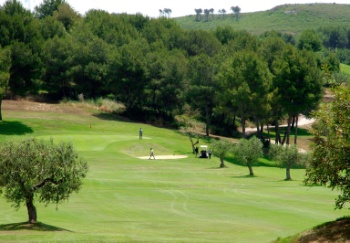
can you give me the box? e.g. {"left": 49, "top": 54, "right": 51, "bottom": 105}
{"left": 0, "top": 100, "right": 347, "bottom": 242}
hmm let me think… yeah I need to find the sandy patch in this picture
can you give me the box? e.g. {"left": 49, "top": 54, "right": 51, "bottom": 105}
{"left": 138, "top": 155, "right": 188, "bottom": 160}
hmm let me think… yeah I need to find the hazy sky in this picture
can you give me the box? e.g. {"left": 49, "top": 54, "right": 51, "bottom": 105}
{"left": 3, "top": 0, "right": 350, "bottom": 17}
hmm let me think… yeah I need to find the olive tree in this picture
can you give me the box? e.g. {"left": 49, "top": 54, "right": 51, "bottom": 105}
{"left": 269, "top": 144, "right": 309, "bottom": 180}
{"left": 305, "top": 86, "right": 350, "bottom": 209}
{"left": 211, "top": 139, "right": 233, "bottom": 168}
{"left": 234, "top": 136, "right": 263, "bottom": 176}
{"left": 0, "top": 138, "right": 88, "bottom": 224}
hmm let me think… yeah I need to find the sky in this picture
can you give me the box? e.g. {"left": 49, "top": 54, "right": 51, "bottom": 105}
{"left": 3, "top": 0, "right": 350, "bottom": 18}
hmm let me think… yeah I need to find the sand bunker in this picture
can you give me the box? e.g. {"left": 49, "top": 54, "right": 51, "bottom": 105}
{"left": 138, "top": 155, "right": 188, "bottom": 160}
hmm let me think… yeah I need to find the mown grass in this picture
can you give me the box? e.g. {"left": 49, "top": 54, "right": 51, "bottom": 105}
{"left": 175, "top": 3, "right": 350, "bottom": 35}
{"left": 0, "top": 103, "right": 347, "bottom": 242}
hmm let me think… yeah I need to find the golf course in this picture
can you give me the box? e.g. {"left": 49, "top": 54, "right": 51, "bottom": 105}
{"left": 0, "top": 100, "right": 346, "bottom": 242}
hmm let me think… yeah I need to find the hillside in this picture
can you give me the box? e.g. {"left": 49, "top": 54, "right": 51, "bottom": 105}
{"left": 175, "top": 3, "right": 350, "bottom": 35}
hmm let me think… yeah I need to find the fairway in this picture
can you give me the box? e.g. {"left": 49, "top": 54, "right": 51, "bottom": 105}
{"left": 0, "top": 101, "right": 346, "bottom": 242}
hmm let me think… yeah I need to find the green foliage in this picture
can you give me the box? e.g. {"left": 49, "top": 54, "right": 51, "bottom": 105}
{"left": 305, "top": 86, "right": 350, "bottom": 209}
{"left": 34, "top": 0, "right": 65, "bottom": 19}
{"left": 0, "top": 137, "right": 88, "bottom": 223}
{"left": 186, "top": 53, "right": 217, "bottom": 135}
{"left": 211, "top": 139, "right": 234, "bottom": 168}
{"left": 52, "top": 2, "right": 80, "bottom": 31}
{"left": 183, "top": 29, "right": 221, "bottom": 57}
{"left": 0, "top": 47, "right": 11, "bottom": 96}
{"left": 0, "top": 46, "right": 11, "bottom": 120}
{"left": 297, "top": 29, "right": 322, "bottom": 51}
{"left": 217, "top": 49, "right": 272, "bottom": 138}
{"left": 144, "top": 49, "right": 187, "bottom": 117}
{"left": 233, "top": 136, "right": 263, "bottom": 176}
{"left": 230, "top": 6, "right": 241, "bottom": 22}
{"left": 9, "top": 42, "right": 44, "bottom": 96}
{"left": 269, "top": 144, "right": 309, "bottom": 180}
{"left": 0, "top": 0, "right": 40, "bottom": 46}
{"left": 0, "top": 1, "right": 344, "bottom": 136}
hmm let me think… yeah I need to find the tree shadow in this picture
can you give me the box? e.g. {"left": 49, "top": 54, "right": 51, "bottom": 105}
{"left": 262, "top": 127, "right": 312, "bottom": 137}
{"left": 0, "top": 222, "right": 72, "bottom": 232}
{"left": 0, "top": 121, "right": 33, "bottom": 135}
{"left": 231, "top": 175, "right": 257, "bottom": 178}
{"left": 93, "top": 112, "right": 132, "bottom": 122}
{"left": 206, "top": 166, "right": 229, "bottom": 169}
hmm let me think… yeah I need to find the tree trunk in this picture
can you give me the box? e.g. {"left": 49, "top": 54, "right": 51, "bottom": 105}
{"left": 205, "top": 105, "right": 210, "bottom": 136}
{"left": 294, "top": 115, "right": 299, "bottom": 145}
{"left": 0, "top": 97, "right": 2, "bottom": 121}
{"left": 248, "top": 163, "right": 254, "bottom": 176}
{"left": 26, "top": 197, "right": 37, "bottom": 224}
{"left": 285, "top": 115, "right": 292, "bottom": 145}
{"left": 285, "top": 166, "right": 292, "bottom": 180}
{"left": 241, "top": 116, "right": 246, "bottom": 138}
{"left": 274, "top": 119, "right": 280, "bottom": 144}
{"left": 220, "top": 158, "right": 225, "bottom": 168}
{"left": 255, "top": 117, "right": 260, "bottom": 138}
{"left": 189, "top": 136, "right": 199, "bottom": 154}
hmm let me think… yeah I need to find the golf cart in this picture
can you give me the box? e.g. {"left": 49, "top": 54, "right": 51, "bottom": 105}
{"left": 199, "top": 145, "right": 208, "bottom": 158}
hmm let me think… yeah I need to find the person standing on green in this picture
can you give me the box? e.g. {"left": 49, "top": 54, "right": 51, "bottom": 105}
{"left": 139, "top": 128, "right": 143, "bottom": 139}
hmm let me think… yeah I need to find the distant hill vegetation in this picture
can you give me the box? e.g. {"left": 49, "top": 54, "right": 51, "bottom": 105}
{"left": 175, "top": 3, "right": 350, "bottom": 35}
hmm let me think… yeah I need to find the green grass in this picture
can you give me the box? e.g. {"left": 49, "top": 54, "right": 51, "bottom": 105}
{"left": 341, "top": 63, "right": 350, "bottom": 75}
{"left": 0, "top": 104, "right": 347, "bottom": 242}
{"left": 175, "top": 3, "right": 350, "bottom": 35}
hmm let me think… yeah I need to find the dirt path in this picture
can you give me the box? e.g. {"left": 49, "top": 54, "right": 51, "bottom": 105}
{"left": 245, "top": 115, "right": 315, "bottom": 133}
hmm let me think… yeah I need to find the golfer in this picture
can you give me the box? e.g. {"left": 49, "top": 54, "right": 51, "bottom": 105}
{"left": 149, "top": 148, "right": 155, "bottom": 159}
{"left": 139, "top": 128, "right": 143, "bottom": 139}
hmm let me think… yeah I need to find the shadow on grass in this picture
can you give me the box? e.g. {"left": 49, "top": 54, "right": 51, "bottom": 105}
{"left": 0, "top": 222, "right": 72, "bottom": 232}
{"left": 93, "top": 112, "right": 131, "bottom": 122}
{"left": 231, "top": 174, "right": 257, "bottom": 179}
{"left": 262, "top": 127, "right": 312, "bottom": 137}
{"left": 207, "top": 166, "right": 229, "bottom": 169}
{"left": 0, "top": 121, "right": 33, "bottom": 135}
{"left": 225, "top": 157, "right": 278, "bottom": 168}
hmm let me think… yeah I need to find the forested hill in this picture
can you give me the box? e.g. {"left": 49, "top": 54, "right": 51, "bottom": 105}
{"left": 175, "top": 3, "right": 350, "bottom": 35}
{"left": 0, "top": 0, "right": 349, "bottom": 134}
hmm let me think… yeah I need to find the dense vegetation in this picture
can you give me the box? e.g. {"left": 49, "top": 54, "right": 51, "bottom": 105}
{"left": 1, "top": 0, "right": 350, "bottom": 141}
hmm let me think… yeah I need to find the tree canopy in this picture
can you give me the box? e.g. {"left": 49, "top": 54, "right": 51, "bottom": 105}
{"left": 305, "top": 86, "right": 350, "bottom": 209}
{"left": 0, "top": 138, "right": 88, "bottom": 223}
{"left": 0, "top": 0, "right": 339, "bottom": 136}
{"left": 234, "top": 136, "right": 263, "bottom": 176}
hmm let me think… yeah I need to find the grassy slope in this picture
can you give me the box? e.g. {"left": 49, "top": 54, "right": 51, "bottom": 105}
{"left": 341, "top": 63, "right": 350, "bottom": 75}
{"left": 175, "top": 3, "right": 350, "bottom": 35}
{"left": 0, "top": 102, "right": 346, "bottom": 242}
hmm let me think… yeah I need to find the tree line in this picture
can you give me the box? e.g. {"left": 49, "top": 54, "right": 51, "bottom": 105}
{"left": 194, "top": 6, "right": 241, "bottom": 22}
{"left": 0, "top": 0, "right": 346, "bottom": 144}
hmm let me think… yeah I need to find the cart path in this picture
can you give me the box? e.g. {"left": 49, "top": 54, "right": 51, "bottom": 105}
{"left": 245, "top": 115, "right": 315, "bottom": 133}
